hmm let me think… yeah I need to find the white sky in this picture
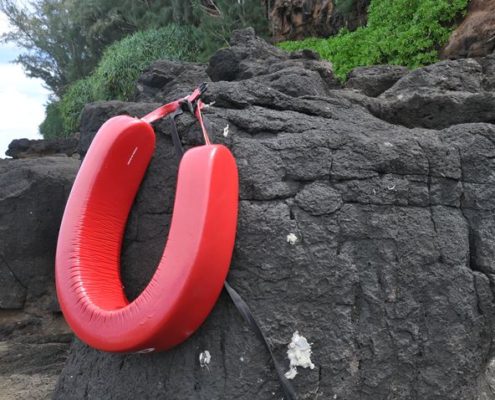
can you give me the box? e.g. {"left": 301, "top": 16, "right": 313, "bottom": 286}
{"left": 0, "top": 11, "right": 50, "bottom": 158}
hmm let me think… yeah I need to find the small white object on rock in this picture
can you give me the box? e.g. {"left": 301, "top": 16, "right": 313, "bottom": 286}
{"left": 285, "top": 331, "right": 315, "bottom": 380}
{"left": 223, "top": 124, "right": 230, "bottom": 137}
{"left": 135, "top": 347, "right": 155, "bottom": 354}
{"left": 286, "top": 233, "right": 298, "bottom": 245}
{"left": 202, "top": 101, "right": 216, "bottom": 109}
{"left": 199, "top": 350, "right": 211, "bottom": 368}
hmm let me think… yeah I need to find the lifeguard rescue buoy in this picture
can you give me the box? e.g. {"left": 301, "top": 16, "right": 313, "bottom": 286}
{"left": 55, "top": 85, "right": 239, "bottom": 353}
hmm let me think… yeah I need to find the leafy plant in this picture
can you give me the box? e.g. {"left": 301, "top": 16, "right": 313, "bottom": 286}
{"left": 279, "top": 0, "right": 469, "bottom": 80}
{"left": 58, "top": 78, "right": 96, "bottom": 136}
{"left": 39, "top": 101, "right": 64, "bottom": 139}
{"left": 91, "top": 25, "right": 201, "bottom": 101}
{"left": 45, "top": 25, "right": 202, "bottom": 137}
{"left": 0, "top": 0, "right": 202, "bottom": 96}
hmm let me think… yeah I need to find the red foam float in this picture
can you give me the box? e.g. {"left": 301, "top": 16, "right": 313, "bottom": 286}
{"left": 55, "top": 90, "right": 238, "bottom": 353}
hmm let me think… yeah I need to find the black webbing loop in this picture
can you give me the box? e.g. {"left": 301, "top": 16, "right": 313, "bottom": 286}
{"left": 169, "top": 116, "right": 184, "bottom": 161}
{"left": 224, "top": 281, "right": 298, "bottom": 400}
{"left": 168, "top": 92, "right": 297, "bottom": 399}
{"left": 167, "top": 113, "right": 185, "bottom": 160}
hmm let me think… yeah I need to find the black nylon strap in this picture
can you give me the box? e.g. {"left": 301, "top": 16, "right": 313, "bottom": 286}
{"left": 168, "top": 112, "right": 297, "bottom": 399}
{"left": 224, "top": 281, "right": 298, "bottom": 400}
{"left": 168, "top": 115, "right": 185, "bottom": 160}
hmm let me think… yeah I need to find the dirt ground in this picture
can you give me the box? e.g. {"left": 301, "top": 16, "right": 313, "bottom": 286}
{"left": 0, "top": 311, "right": 72, "bottom": 400}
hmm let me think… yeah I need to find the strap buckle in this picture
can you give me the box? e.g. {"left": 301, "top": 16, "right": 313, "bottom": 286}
{"left": 179, "top": 82, "right": 208, "bottom": 115}
{"left": 141, "top": 83, "right": 212, "bottom": 153}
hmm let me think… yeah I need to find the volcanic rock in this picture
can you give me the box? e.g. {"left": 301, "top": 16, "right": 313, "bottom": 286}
{"left": 6, "top": 137, "right": 79, "bottom": 159}
{"left": 53, "top": 29, "right": 495, "bottom": 400}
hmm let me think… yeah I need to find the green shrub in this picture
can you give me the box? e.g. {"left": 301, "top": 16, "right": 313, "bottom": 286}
{"left": 279, "top": 0, "right": 469, "bottom": 80}
{"left": 39, "top": 101, "right": 64, "bottom": 139}
{"left": 42, "top": 25, "right": 202, "bottom": 138}
{"left": 92, "top": 24, "right": 202, "bottom": 101}
{"left": 58, "top": 77, "right": 96, "bottom": 136}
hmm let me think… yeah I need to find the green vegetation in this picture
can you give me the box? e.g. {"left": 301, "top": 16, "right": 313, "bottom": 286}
{"left": 39, "top": 101, "right": 64, "bottom": 139}
{"left": 91, "top": 25, "right": 201, "bottom": 101}
{"left": 42, "top": 25, "right": 201, "bottom": 138}
{"left": 3, "top": 0, "right": 471, "bottom": 138}
{"left": 0, "top": 0, "right": 201, "bottom": 97}
{"left": 279, "top": 0, "right": 469, "bottom": 80}
{"left": 57, "top": 79, "right": 94, "bottom": 138}
{"left": 191, "top": 0, "right": 268, "bottom": 59}
{"left": 2, "top": 0, "right": 268, "bottom": 138}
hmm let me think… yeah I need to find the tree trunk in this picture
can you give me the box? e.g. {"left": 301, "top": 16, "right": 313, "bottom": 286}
{"left": 441, "top": 0, "right": 495, "bottom": 59}
{"left": 266, "top": 0, "right": 370, "bottom": 42}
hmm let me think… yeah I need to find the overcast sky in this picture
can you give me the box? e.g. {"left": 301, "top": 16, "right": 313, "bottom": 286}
{"left": 0, "top": 12, "right": 50, "bottom": 158}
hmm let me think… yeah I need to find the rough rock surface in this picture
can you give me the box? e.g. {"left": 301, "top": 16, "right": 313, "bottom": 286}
{"left": 442, "top": 0, "right": 495, "bottom": 59}
{"left": 345, "top": 65, "right": 410, "bottom": 97}
{"left": 0, "top": 156, "right": 79, "bottom": 311}
{"left": 54, "top": 29, "right": 495, "bottom": 400}
{"left": 0, "top": 155, "right": 79, "bottom": 399}
{"left": 136, "top": 60, "right": 210, "bottom": 104}
{"left": 204, "top": 28, "right": 341, "bottom": 94}
{"left": 6, "top": 136, "right": 79, "bottom": 159}
{"left": 355, "top": 58, "right": 495, "bottom": 129}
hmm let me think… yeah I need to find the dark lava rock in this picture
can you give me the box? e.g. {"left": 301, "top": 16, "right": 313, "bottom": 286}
{"left": 380, "top": 59, "right": 484, "bottom": 96}
{"left": 345, "top": 65, "right": 409, "bottom": 97}
{"left": 135, "top": 59, "right": 210, "bottom": 103}
{"left": 78, "top": 101, "right": 164, "bottom": 156}
{"left": 6, "top": 136, "right": 79, "bottom": 159}
{"left": 0, "top": 156, "right": 79, "bottom": 311}
{"left": 366, "top": 58, "right": 495, "bottom": 129}
{"left": 207, "top": 27, "right": 287, "bottom": 82}
{"left": 0, "top": 156, "right": 77, "bottom": 399}
{"left": 480, "top": 52, "right": 495, "bottom": 92}
{"left": 206, "top": 27, "right": 341, "bottom": 95}
{"left": 54, "top": 30, "right": 495, "bottom": 400}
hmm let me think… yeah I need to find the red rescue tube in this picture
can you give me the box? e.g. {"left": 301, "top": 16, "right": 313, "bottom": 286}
{"left": 55, "top": 115, "right": 238, "bottom": 352}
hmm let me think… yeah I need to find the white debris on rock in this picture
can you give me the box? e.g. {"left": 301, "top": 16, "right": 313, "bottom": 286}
{"left": 223, "top": 124, "right": 230, "bottom": 137}
{"left": 202, "top": 101, "right": 215, "bottom": 109}
{"left": 135, "top": 347, "right": 155, "bottom": 354}
{"left": 285, "top": 331, "right": 315, "bottom": 380}
{"left": 286, "top": 233, "right": 298, "bottom": 245}
{"left": 199, "top": 350, "right": 211, "bottom": 368}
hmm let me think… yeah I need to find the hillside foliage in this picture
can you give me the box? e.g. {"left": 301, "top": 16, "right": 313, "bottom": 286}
{"left": 42, "top": 25, "right": 201, "bottom": 138}
{"left": 1, "top": 0, "right": 471, "bottom": 138}
{"left": 279, "top": 0, "right": 469, "bottom": 80}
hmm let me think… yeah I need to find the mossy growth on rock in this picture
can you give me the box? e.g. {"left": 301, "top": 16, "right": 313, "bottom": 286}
{"left": 279, "top": 0, "right": 469, "bottom": 80}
